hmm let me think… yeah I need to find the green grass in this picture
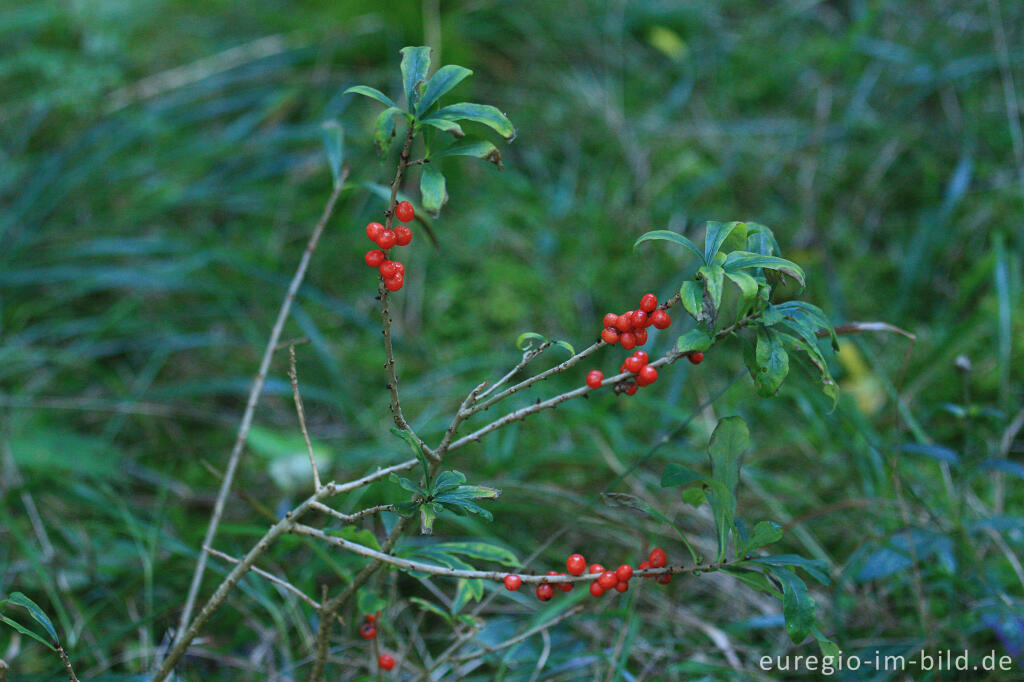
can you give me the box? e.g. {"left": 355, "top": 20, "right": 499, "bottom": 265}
{"left": 1, "top": 0, "right": 1023, "bottom": 679}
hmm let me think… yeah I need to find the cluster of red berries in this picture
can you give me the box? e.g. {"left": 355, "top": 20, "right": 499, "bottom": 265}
{"left": 357, "top": 613, "right": 397, "bottom": 672}
{"left": 363, "top": 200, "right": 416, "bottom": 292}
{"left": 502, "top": 548, "right": 672, "bottom": 602}
{"left": 599, "top": 293, "right": 671, "bottom": 350}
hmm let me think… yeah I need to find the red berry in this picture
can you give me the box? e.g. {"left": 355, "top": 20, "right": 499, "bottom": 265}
{"left": 366, "top": 222, "right": 385, "bottom": 241}
{"left": 615, "top": 564, "right": 634, "bottom": 582}
{"left": 615, "top": 581, "right": 629, "bottom": 593}
{"left": 603, "top": 313, "right": 618, "bottom": 328}
{"left": 630, "top": 310, "right": 648, "bottom": 328}
{"left": 378, "top": 653, "right": 396, "bottom": 671}
{"left": 379, "top": 260, "right": 399, "bottom": 279}
{"left": 536, "top": 583, "right": 554, "bottom": 601}
{"left": 598, "top": 571, "right": 618, "bottom": 589}
{"left": 636, "top": 365, "right": 658, "bottom": 386}
{"left": 650, "top": 310, "right": 671, "bottom": 329}
{"left": 620, "top": 332, "right": 636, "bottom": 350}
{"left": 385, "top": 274, "right": 404, "bottom": 292}
{"left": 614, "top": 315, "right": 633, "bottom": 333}
{"left": 657, "top": 573, "right": 673, "bottom": 585}
{"left": 393, "top": 261, "right": 405, "bottom": 276}
{"left": 640, "top": 293, "right": 658, "bottom": 313}
{"left": 503, "top": 574, "right": 522, "bottom": 591}
{"left": 567, "top": 554, "right": 587, "bottom": 575}
{"left": 360, "top": 623, "right": 377, "bottom": 639}
{"left": 637, "top": 560, "right": 652, "bottom": 577}
{"left": 624, "top": 382, "right": 638, "bottom": 396}
{"left": 601, "top": 328, "right": 619, "bottom": 345}
{"left": 689, "top": 351, "right": 704, "bottom": 365}
{"left": 634, "top": 328, "right": 648, "bottom": 345}
{"left": 589, "top": 581, "right": 606, "bottom": 597}
{"left": 366, "top": 614, "right": 377, "bottom": 623}
{"left": 395, "top": 200, "right": 414, "bottom": 223}
{"left": 588, "top": 563, "right": 605, "bottom": 575}
{"left": 394, "top": 224, "right": 412, "bottom": 246}
{"left": 624, "top": 355, "right": 644, "bottom": 373}
{"left": 376, "top": 230, "right": 397, "bottom": 250}
{"left": 557, "top": 573, "right": 573, "bottom": 592}
{"left": 365, "top": 249, "right": 386, "bottom": 267}
{"left": 632, "top": 350, "right": 649, "bottom": 363}
{"left": 586, "top": 370, "right": 603, "bottom": 389}
{"left": 649, "top": 548, "right": 667, "bottom": 568}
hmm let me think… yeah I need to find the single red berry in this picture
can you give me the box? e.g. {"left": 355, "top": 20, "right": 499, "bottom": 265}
{"left": 393, "top": 261, "right": 405, "bottom": 276}
{"left": 633, "top": 350, "right": 649, "bottom": 363}
{"left": 650, "top": 309, "right": 671, "bottom": 329}
{"left": 636, "top": 365, "right": 658, "bottom": 386}
{"left": 624, "top": 382, "right": 638, "bottom": 396}
{"left": 366, "top": 222, "right": 385, "bottom": 241}
{"left": 630, "top": 310, "right": 648, "bottom": 328}
{"left": 598, "top": 571, "right": 618, "bottom": 589}
{"left": 379, "top": 260, "right": 399, "bottom": 279}
{"left": 376, "top": 229, "right": 397, "bottom": 250}
{"left": 385, "top": 274, "right": 404, "bottom": 292}
{"left": 634, "top": 328, "right": 648, "bottom": 345}
{"left": 640, "top": 293, "right": 658, "bottom": 313}
{"left": 624, "top": 355, "right": 644, "bottom": 373}
{"left": 394, "top": 224, "right": 412, "bottom": 246}
{"left": 360, "top": 623, "right": 377, "bottom": 640}
{"left": 586, "top": 370, "right": 603, "bottom": 389}
{"left": 601, "top": 327, "right": 619, "bottom": 345}
{"left": 657, "top": 573, "right": 673, "bottom": 585}
{"left": 588, "top": 563, "right": 605, "bottom": 575}
{"left": 689, "top": 351, "right": 704, "bottom": 365}
{"left": 567, "top": 554, "right": 587, "bottom": 575}
{"left": 620, "top": 332, "right": 637, "bottom": 350}
{"left": 649, "top": 547, "right": 667, "bottom": 568}
{"left": 365, "top": 249, "right": 386, "bottom": 267}
{"left": 536, "top": 583, "right": 554, "bottom": 601}
{"left": 589, "top": 581, "right": 606, "bottom": 597}
{"left": 395, "top": 200, "right": 414, "bottom": 223}
{"left": 603, "top": 313, "right": 618, "bottom": 328}
{"left": 378, "top": 653, "right": 396, "bottom": 671}
{"left": 503, "top": 574, "right": 522, "bottom": 591}
{"left": 614, "top": 315, "right": 633, "bottom": 333}
{"left": 615, "top": 564, "right": 634, "bottom": 582}
{"left": 366, "top": 614, "right": 377, "bottom": 623}
{"left": 615, "top": 580, "right": 629, "bottom": 593}
{"left": 557, "top": 573, "right": 574, "bottom": 592}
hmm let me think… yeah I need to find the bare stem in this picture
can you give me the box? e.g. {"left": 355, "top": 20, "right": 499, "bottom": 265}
{"left": 57, "top": 645, "right": 79, "bottom": 682}
{"left": 204, "top": 546, "right": 322, "bottom": 610}
{"left": 309, "top": 500, "right": 395, "bottom": 523}
{"left": 289, "top": 345, "right": 321, "bottom": 490}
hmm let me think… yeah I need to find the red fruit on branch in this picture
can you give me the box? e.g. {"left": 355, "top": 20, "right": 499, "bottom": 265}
{"left": 620, "top": 332, "right": 636, "bottom": 350}
{"left": 586, "top": 370, "right": 604, "bottom": 389}
{"left": 635, "top": 328, "right": 648, "bottom": 345}
{"left": 614, "top": 315, "right": 632, "bottom": 333}
{"left": 632, "top": 350, "right": 649, "bottom": 364}
{"left": 536, "top": 584, "right": 554, "bottom": 601}
{"left": 365, "top": 249, "right": 386, "bottom": 267}
{"left": 379, "top": 261, "right": 399, "bottom": 279}
{"left": 640, "top": 293, "right": 658, "bottom": 313}
{"left": 615, "top": 564, "right": 634, "bottom": 582}
{"left": 603, "top": 313, "right": 618, "bottom": 328}
{"left": 359, "top": 623, "right": 377, "bottom": 639}
{"left": 385, "top": 274, "right": 404, "bottom": 292}
{"left": 624, "top": 382, "right": 638, "bottom": 396}
{"left": 378, "top": 653, "right": 396, "bottom": 671}
{"left": 624, "top": 355, "right": 644, "bottom": 373}
{"left": 395, "top": 200, "right": 414, "bottom": 223}
{"left": 649, "top": 547, "right": 667, "bottom": 568}
{"left": 394, "top": 224, "right": 412, "bottom": 246}
{"left": 567, "top": 554, "right": 587, "bottom": 576}
{"left": 688, "top": 351, "right": 704, "bottom": 365}
{"left": 557, "top": 573, "right": 574, "bottom": 592}
{"left": 598, "top": 571, "right": 618, "bottom": 589}
{"left": 588, "top": 563, "right": 605, "bottom": 575}
{"left": 366, "top": 222, "right": 385, "bottom": 241}
{"left": 636, "top": 365, "right": 658, "bottom": 386}
{"left": 630, "top": 310, "right": 648, "bottom": 328}
{"left": 376, "top": 230, "right": 397, "bottom": 250}
{"left": 657, "top": 573, "right": 673, "bottom": 585}
{"left": 614, "top": 581, "right": 629, "bottom": 593}
{"left": 503, "top": 574, "right": 522, "bottom": 591}
{"left": 650, "top": 310, "right": 671, "bottom": 329}
{"left": 589, "top": 581, "right": 605, "bottom": 597}
{"left": 601, "top": 328, "right": 620, "bottom": 345}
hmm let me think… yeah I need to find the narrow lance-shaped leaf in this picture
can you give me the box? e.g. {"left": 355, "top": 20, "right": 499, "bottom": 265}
{"left": 418, "top": 117, "right": 465, "bottom": 137}
{"left": 420, "top": 164, "right": 448, "bottom": 215}
{"left": 416, "top": 64, "right": 473, "bottom": 116}
{"left": 430, "top": 138, "right": 503, "bottom": 169}
{"left": 740, "top": 521, "right": 784, "bottom": 555}
{"left": 400, "top": 46, "right": 432, "bottom": 109}
{"left": 5, "top": 593, "right": 58, "bottom": 645}
{"left": 373, "top": 107, "right": 404, "bottom": 157}
{"left": 320, "top": 121, "right": 344, "bottom": 188}
{"left": 707, "top": 416, "right": 749, "bottom": 498}
{"left": 634, "top": 230, "right": 703, "bottom": 263}
{"left": 703, "top": 221, "right": 741, "bottom": 264}
{"left": 697, "top": 264, "right": 725, "bottom": 310}
{"left": 724, "top": 251, "right": 806, "bottom": 287}
{"left": 343, "top": 85, "right": 398, "bottom": 109}
{"left": 675, "top": 328, "right": 713, "bottom": 355}
{"left": 425, "top": 102, "right": 516, "bottom": 140}
{"left": 752, "top": 326, "right": 789, "bottom": 396}
{"left": 679, "top": 280, "right": 705, "bottom": 322}
{"left": 765, "top": 565, "right": 816, "bottom": 643}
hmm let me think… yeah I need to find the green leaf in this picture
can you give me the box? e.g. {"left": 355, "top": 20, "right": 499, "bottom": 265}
{"left": 333, "top": 526, "right": 381, "bottom": 552}
{"left": 451, "top": 578, "right": 484, "bottom": 615}
{"left": 720, "top": 221, "right": 748, "bottom": 254}
{"left": 426, "top": 102, "right": 516, "bottom": 140}
{"left": 660, "top": 463, "right": 705, "bottom": 488}
{"left": 432, "top": 470, "right": 467, "bottom": 494}
{"left": 390, "top": 473, "right": 426, "bottom": 497}
{"left": 752, "top": 326, "right": 789, "bottom": 396}
{"left": 391, "top": 427, "right": 430, "bottom": 485}
{"left": 765, "top": 566, "right": 816, "bottom": 643}
{"left": 740, "top": 521, "right": 784, "bottom": 555}
{"left": 724, "top": 251, "right": 806, "bottom": 287}
{"left": 393, "top": 500, "right": 420, "bottom": 517}
{"left": 320, "top": 121, "right": 344, "bottom": 188}
{"left": 746, "top": 222, "right": 781, "bottom": 256}
{"left": 705, "top": 478, "right": 735, "bottom": 563}
{"left": 3, "top": 593, "right": 58, "bottom": 646}
{"left": 707, "top": 416, "right": 749, "bottom": 498}
{"left": 725, "top": 270, "right": 758, "bottom": 311}
{"left": 0, "top": 615, "right": 56, "bottom": 651}
{"left": 746, "top": 554, "right": 830, "bottom": 585}
{"left": 697, "top": 265, "right": 725, "bottom": 310}
{"left": 515, "top": 332, "right": 547, "bottom": 351}
{"left": 775, "top": 301, "right": 838, "bottom": 351}
{"left": 409, "top": 597, "right": 453, "bottom": 624}
{"left": 418, "top": 117, "right": 465, "bottom": 137}
{"left": 416, "top": 64, "right": 473, "bottom": 116}
{"left": 721, "top": 567, "right": 782, "bottom": 598}
{"left": 433, "top": 495, "right": 494, "bottom": 521}
{"left": 431, "top": 541, "right": 519, "bottom": 567}
{"left": 357, "top": 589, "right": 388, "bottom": 616}
{"left": 813, "top": 626, "right": 841, "bottom": 659}
{"left": 430, "top": 138, "right": 503, "bottom": 169}
{"left": 553, "top": 340, "right": 575, "bottom": 355}
{"left": 633, "top": 230, "right": 703, "bottom": 262}
{"left": 420, "top": 502, "right": 439, "bottom": 534}
{"left": 679, "top": 280, "right": 705, "bottom": 322}
{"left": 675, "top": 328, "right": 713, "bottom": 355}
{"left": 776, "top": 331, "right": 838, "bottom": 405}
{"left": 703, "top": 221, "right": 742, "bottom": 264}
{"left": 420, "top": 164, "right": 448, "bottom": 215}
{"left": 400, "top": 46, "right": 432, "bottom": 109}
{"left": 373, "top": 107, "right": 404, "bottom": 157}
{"left": 343, "top": 85, "right": 398, "bottom": 109}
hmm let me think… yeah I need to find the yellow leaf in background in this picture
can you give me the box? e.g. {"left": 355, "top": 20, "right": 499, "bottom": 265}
{"left": 648, "top": 26, "right": 688, "bottom": 62}
{"left": 837, "top": 341, "right": 885, "bottom": 414}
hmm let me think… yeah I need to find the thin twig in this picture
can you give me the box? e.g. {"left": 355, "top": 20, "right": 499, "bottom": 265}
{"left": 174, "top": 172, "right": 348, "bottom": 649}
{"left": 475, "top": 343, "right": 551, "bottom": 401}
{"left": 309, "top": 500, "right": 395, "bottom": 523}
{"left": 203, "top": 546, "right": 322, "bottom": 610}
{"left": 289, "top": 345, "right": 321, "bottom": 490}
{"left": 436, "top": 381, "right": 488, "bottom": 454}
{"left": 57, "top": 644, "right": 80, "bottom": 682}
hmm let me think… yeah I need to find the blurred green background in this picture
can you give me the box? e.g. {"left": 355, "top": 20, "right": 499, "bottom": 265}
{"left": 2, "top": 0, "right": 1023, "bottom": 679}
